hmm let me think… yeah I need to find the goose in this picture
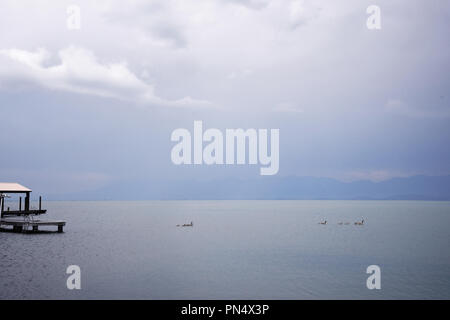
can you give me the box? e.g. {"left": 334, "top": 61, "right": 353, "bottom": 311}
{"left": 318, "top": 220, "right": 327, "bottom": 225}
{"left": 354, "top": 219, "right": 364, "bottom": 225}
{"left": 182, "top": 221, "right": 194, "bottom": 227}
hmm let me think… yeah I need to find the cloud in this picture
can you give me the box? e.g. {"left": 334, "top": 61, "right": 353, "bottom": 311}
{"left": 272, "top": 102, "right": 304, "bottom": 113}
{"left": 385, "top": 99, "right": 450, "bottom": 118}
{"left": 1, "top": 0, "right": 449, "bottom": 187}
{"left": 288, "top": 0, "right": 321, "bottom": 29}
{"left": 225, "top": 0, "right": 271, "bottom": 10}
{"left": 227, "top": 68, "right": 253, "bottom": 79}
{"left": 0, "top": 168, "right": 112, "bottom": 194}
{"left": 0, "top": 46, "right": 211, "bottom": 108}
{"left": 103, "top": 1, "right": 188, "bottom": 49}
{"left": 325, "top": 169, "right": 416, "bottom": 183}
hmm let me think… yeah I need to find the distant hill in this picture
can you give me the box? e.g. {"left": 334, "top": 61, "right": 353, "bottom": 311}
{"left": 46, "top": 175, "right": 450, "bottom": 200}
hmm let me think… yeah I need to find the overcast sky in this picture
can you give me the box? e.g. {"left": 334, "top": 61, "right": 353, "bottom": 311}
{"left": 0, "top": 0, "right": 449, "bottom": 195}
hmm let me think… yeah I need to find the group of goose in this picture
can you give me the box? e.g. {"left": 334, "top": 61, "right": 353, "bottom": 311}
{"left": 318, "top": 219, "right": 364, "bottom": 225}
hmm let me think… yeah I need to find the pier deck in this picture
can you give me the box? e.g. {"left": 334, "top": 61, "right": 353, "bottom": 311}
{"left": 2, "top": 209, "right": 47, "bottom": 216}
{"left": 0, "top": 219, "right": 65, "bottom": 233}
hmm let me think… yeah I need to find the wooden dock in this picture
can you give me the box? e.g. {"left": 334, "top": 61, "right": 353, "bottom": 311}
{"left": 1, "top": 182, "right": 66, "bottom": 234}
{"left": 0, "top": 219, "right": 65, "bottom": 233}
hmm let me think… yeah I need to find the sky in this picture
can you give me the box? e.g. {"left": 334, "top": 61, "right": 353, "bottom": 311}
{"left": 0, "top": 0, "right": 449, "bottom": 196}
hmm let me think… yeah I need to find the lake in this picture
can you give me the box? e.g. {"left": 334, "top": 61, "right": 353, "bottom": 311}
{"left": 1, "top": 200, "right": 449, "bottom": 299}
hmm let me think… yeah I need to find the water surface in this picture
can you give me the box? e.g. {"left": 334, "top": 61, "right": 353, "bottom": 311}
{"left": 1, "top": 200, "right": 449, "bottom": 299}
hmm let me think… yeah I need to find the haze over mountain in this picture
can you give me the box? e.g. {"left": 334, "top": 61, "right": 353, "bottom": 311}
{"left": 44, "top": 175, "right": 450, "bottom": 201}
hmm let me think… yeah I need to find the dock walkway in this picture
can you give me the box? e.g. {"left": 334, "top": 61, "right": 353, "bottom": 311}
{"left": 0, "top": 219, "right": 65, "bottom": 233}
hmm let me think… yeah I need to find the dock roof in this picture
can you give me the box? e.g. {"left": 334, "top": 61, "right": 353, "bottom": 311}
{"left": 0, "top": 183, "right": 32, "bottom": 193}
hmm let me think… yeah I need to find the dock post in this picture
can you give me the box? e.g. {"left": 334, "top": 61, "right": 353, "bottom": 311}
{"left": 25, "top": 192, "right": 30, "bottom": 211}
{"left": 1, "top": 196, "right": 3, "bottom": 218}
{"left": 58, "top": 225, "right": 63, "bottom": 233}
{"left": 39, "top": 196, "right": 42, "bottom": 211}
{"left": 33, "top": 225, "right": 38, "bottom": 232}
{"left": 19, "top": 197, "right": 22, "bottom": 211}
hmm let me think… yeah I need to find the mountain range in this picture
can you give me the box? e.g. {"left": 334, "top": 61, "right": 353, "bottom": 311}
{"left": 46, "top": 175, "right": 450, "bottom": 200}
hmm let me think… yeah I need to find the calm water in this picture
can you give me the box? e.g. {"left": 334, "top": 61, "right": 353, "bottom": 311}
{"left": 1, "top": 200, "right": 450, "bottom": 299}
